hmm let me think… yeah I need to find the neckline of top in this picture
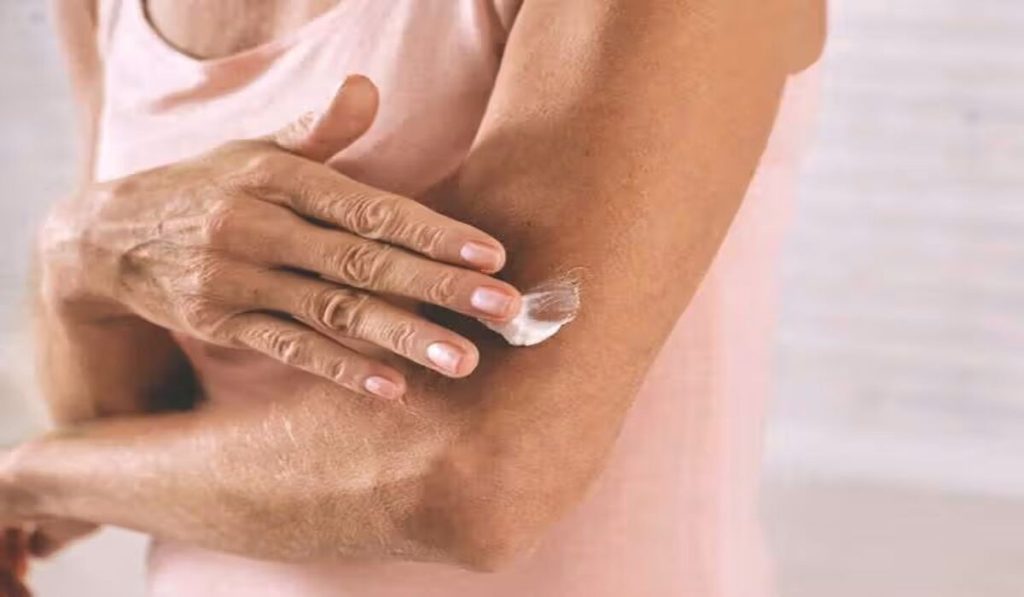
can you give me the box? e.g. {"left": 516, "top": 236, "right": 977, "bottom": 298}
{"left": 127, "top": 0, "right": 358, "bottom": 70}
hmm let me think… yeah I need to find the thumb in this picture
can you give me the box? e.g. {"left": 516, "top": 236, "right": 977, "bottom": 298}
{"left": 271, "top": 74, "right": 379, "bottom": 162}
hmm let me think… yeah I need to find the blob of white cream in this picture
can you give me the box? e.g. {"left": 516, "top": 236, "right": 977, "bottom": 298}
{"left": 480, "top": 271, "right": 582, "bottom": 347}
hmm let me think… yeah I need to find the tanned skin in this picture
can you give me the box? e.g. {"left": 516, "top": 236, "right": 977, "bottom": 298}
{"left": 3, "top": 0, "right": 825, "bottom": 573}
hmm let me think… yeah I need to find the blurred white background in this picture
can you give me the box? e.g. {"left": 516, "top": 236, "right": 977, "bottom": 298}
{"left": 1, "top": 0, "right": 1021, "bottom": 595}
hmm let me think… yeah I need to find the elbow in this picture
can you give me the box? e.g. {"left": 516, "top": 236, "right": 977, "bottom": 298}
{"left": 416, "top": 473, "right": 550, "bottom": 573}
{"left": 440, "top": 490, "right": 551, "bottom": 574}
{"left": 416, "top": 438, "right": 592, "bottom": 573}
{"left": 449, "top": 521, "right": 540, "bottom": 573}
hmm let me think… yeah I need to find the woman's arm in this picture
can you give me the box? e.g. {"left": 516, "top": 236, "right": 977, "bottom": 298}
{"left": 39, "top": 0, "right": 192, "bottom": 424}
{"left": 9, "top": 0, "right": 825, "bottom": 571}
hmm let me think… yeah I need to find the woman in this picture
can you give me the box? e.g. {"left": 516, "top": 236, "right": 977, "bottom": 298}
{"left": 1, "top": 0, "right": 824, "bottom": 595}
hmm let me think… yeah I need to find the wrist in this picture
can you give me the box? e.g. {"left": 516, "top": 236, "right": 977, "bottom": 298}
{"left": 1, "top": 442, "right": 50, "bottom": 521}
{"left": 37, "top": 191, "right": 126, "bottom": 322}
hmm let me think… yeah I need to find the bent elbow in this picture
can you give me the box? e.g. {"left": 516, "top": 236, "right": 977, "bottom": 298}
{"left": 419, "top": 439, "right": 587, "bottom": 573}
{"left": 416, "top": 471, "right": 549, "bottom": 573}
{"left": 451, "top": 524, "right": 539, "bottom": 573}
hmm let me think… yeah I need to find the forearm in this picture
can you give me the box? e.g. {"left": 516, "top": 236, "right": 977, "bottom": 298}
{"left": 12, "top": 0, "right": 816, "bottom": 571}
{"left": 10, "top": 366, "right": 474, "bottom": 564}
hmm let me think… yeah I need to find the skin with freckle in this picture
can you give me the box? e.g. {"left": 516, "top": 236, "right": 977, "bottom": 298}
{"left": 8, "top": 1, "right": 825, "bottom": 595}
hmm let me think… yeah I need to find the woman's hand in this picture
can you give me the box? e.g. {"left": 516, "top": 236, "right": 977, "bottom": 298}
{"left": 37, "top": 76, "right": 521, "bottom": 400}
{"left": 0, "top": 529, "right": 30, "bottom": 597}
{"left": 1, "top": 454, "right": 32, "bottom": 595}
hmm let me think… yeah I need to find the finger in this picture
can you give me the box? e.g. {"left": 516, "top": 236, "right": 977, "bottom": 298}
{"left": 0, "top": 529, "right": 26, "bottom": 577}
{"left": 268, "top": 74, "right": 379, "bottom": 163}
{"left": 0, "top": 572, "right": 30, "bottom": 597}
{"left": 214, "top": 266, "right": 479, "bottom": 378}
{"left": 220, "top": 312, "right": 407, "bottom": 400}
{"left": 236, "top": 161, "right": 507, "bottom": 273}
{"left": 26, "top": 520, "right": 97, "bottom": 559}
{"left": 248, "top": 74, "right": 505, "bottom": 272}
{"left": 244, "top": 212, "right": 520, "bottom": 321}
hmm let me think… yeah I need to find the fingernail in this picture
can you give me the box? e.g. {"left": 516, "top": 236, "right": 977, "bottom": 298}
{"left": 471, "top": 287, "right": 516, "bottom": 318}
{"left": 460, "top": 241, "right": 504, "bottom": 271}
{"left": 364, "top": 376, "right": 402, "bottom": 399}
{"left": 427, "top": 342, "right": 464, "bottom": 374}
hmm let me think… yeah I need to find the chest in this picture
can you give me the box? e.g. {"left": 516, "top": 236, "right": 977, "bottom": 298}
{"left": 98, "top": 0, "right": 508, "bottom": 196}
{"left": 144, "top": 0, "right": 342, "bottom": 59}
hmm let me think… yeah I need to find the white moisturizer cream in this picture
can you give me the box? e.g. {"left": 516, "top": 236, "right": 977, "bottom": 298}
{"left": 480, "top": 270, "right": 582, "bottom": 347}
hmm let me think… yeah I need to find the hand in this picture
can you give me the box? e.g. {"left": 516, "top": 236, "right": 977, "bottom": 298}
{"left": 1, "top": 449, "right": 92, "bottom": 596}
{"left": 1, "top": 455, "right": 31, "bottom": 594}
{"left": 2, "top": 446, "right": 99, "bottom": 573}
{"left": 0, "top": 529, "right": 30, "bottom": 597}
{"left": 38, "top": 76, "right": 521, "bottom": 399}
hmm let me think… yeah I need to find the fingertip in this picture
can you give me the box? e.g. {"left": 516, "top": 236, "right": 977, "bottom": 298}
{"left": 469, "top": 283, "right": 523, "bottom": 322}
{"left": 363, "top": 374, "right": 405, "bottom": 400}
{"left": 459, "top": 240, "right": 506, "bottom": 273}
{"left": 336, "top": 74, "right": 379, "bottom": 118}
{"left": 342, "top": 73, "right": 376, "bottom": 92}
{"left": 507, "top": 291, "right": 523, "bottom": 319}
{"left": 454, "top": 343, "right": 480, "bottom": 378}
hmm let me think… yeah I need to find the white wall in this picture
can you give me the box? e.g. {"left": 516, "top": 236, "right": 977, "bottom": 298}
{"left": 764, "top": 0, "right": 1024, "bottom": 498}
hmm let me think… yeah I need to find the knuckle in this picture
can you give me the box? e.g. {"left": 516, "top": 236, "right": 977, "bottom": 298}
{"left": 332, "top": 241, "right": 394, "bottom": 288}
{"left": 261, "top": 327, "right": 308, "bottom": 366}
{"left": 304, "top": 288, "right": 369, "bottom": 335}
{"left": 422, "top": 271, "right": 460, "bottom": 305}
{"left": 245, "top": 151, "right": 291, "bottom": 177}
{"left": 408, "top": 223, "right": 447, "bottom": 255}
{"left": 342, "top": 192, "right": 401, "bottom": 239}
{"left": 230, "top": 150, "right": 291, "bottom": 190}
{"left": 329, "top": 358, "right": 352, "bottom": 384}
{"left": 117, "top": 239, "right": 173, "bottom": 281}
{"left": 202, "top": 198, "right": 245, "bottom": 245}
{"left": 182, "top": 255, "right": 227, "bottom": 297}
{"left": 383, "top": 320, "right": 418, "bottom": 354}
{"left": 177, "top": 295, "right": 226, "bottom": 337}
{"left": 384, "top": 218, "right": 447, "bottom": 256}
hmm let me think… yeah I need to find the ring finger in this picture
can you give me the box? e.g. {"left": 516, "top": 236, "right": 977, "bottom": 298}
{"left": 215, "top": 264, "right": 480, "bottom": 378}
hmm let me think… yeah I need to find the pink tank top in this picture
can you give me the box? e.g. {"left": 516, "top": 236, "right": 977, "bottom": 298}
{"left": 91, "top": 1, "right": 819, "bottom": 595}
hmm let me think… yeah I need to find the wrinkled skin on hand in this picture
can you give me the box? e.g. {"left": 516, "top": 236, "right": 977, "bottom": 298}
{"left": 38, "top": 76, "right": 521, "bottom": 401}
{"left": 23, "top": 77, "right": 522, "bottom": 577}
{"left": 21, "top": 77, "right": 521, "bottom": 576}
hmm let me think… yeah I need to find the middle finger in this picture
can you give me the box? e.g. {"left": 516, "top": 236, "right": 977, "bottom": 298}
{"left": 249, "top": 210, "right": 522, "bottom": 322}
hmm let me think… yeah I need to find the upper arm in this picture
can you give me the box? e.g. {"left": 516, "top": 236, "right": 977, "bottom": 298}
{"left": 49, "top": 0, "right": 103, "bottom": 187}
{"left": 414, "top": 0, "right": 819, "bottom": 566}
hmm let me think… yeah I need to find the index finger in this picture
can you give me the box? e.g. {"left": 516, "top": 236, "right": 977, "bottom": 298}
{"left": 239, "top": 153, "right": 507, "bottom": 273}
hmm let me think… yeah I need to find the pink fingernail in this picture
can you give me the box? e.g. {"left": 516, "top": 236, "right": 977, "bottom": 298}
{"left": 460, "top": 241, "right": 504, "bottom": 271}
{"left": 427, "top": 342, "right": 464, "bottom": 375}
{"left": 364, "top": 376, "right": 402, "bottom": 399}
{"left": 471, "top": 287, "right": 516, "bottom": 318}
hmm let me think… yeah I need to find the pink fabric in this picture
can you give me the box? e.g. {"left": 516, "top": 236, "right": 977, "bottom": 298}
{"left": 91, "top": 1, "right": 819, "bottom": 595}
